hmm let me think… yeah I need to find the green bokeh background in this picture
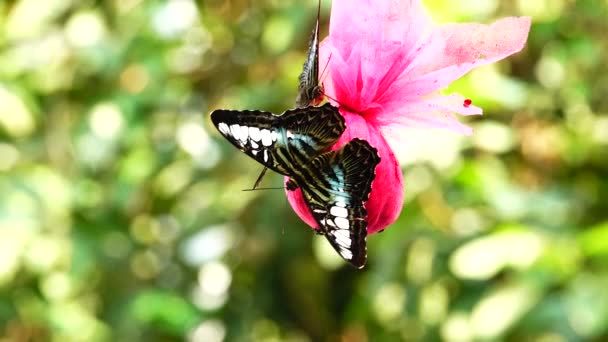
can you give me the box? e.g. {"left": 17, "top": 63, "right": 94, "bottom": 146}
{"left": 1, "top": 0, "right": 607, "bottom": 341}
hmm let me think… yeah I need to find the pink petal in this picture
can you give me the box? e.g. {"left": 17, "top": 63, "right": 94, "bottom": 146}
{"left": 286, "top": 111, "right": 404, "bottom": 235}
{"left": 372, "top": 93, "right": 482, "bottom": 136}
{"left": 328, "top": 0, "right": 433, "bottom": 57}
{"left": 414, "top": 17, "right": 532, "bottom": 76}
{"left": 382, "top": 17, "right": 531, "bottom": 101}
{"left": 322, "top": 0, "right": 436, "bottom": 113}
{"left": 437, "top": 94, "right": 483, "bottom": 116}
{"left": 321, "top": 40, "right": 361, "bottom": 111}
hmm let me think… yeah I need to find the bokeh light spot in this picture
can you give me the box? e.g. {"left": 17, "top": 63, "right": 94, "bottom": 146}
{"left": 198, "top": 262, "right": 232, "bottom": 297}
{"left": 0, "top": 85, "right": 36, "bottom": 137}
{"left": 373, "top": 283, "right": 406, "bottom": 327}
{"left": 441, "top": 312, "right": 472, "bottom": 342}
{"left": 471, "top": 284, "right": 539, "bottom": 339}
{"left": 191, "top": 261, "right": 232, "bottom": 311}
{"left": 89, "top": 102, "right": 124, "bottom": 140}
{"left": 406, "top": 237, "right": 435, "bottom": 284}
{"left": 450, "top": 229, "right": 545, "bottom": 280}
{"left": 130, "top": 250, "right": 161, "bottom": 280}
{"left": 420, "top": 283, "right": 448, "bottom": 325}
{"left": 181, "top": 225, "right": 234, "bottom": 266}
{"left": 189, "top": 320, "right": 226, "bottom": 342}
{"left": 0, "top": 143, "right": 20, "bottom": 171}
{"left": 120, "top": 64, "right": 150, "bottom": 94}
{"left": 535, "top": 55, "right": 565, "bottom": 89}
{"left": 473, "top": 121, "right": 516, "bottom": 153}
{"left": 153, "top": 0, "right": 199, "bottom": 39}
{"left": 65, "top": 10, "right": 107, "bottom": 47}
{"left": 262, "top": 16, "right": 295, "bottom": 54}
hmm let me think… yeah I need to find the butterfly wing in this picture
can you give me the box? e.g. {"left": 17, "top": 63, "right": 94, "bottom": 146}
{"left": 294, "top": 138, "right": 380, "bottom": 268}
{"left": 210, "top": 103, "right": 344, "bottom": 175}
{"left": 295, "top": 0, "right": 323, "bottom": 107}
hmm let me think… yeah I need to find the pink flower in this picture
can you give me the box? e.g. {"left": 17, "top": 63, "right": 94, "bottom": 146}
{"left": 287, "top": 0, "right": 531, "bottom": 235}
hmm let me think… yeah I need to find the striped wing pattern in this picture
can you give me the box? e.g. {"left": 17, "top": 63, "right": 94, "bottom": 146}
{"left": 295, "top": 0, "right": 323, "bottom": 108}
{"left": 210, "top": 103, "right": 345, "bottom": 175}
{"left": 292, "top": 139, "right": 380, "bottom": 268}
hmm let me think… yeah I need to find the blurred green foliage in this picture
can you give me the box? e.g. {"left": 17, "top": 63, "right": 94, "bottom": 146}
{"left": 1, "top": 0, "right": 608, "bottom": 341}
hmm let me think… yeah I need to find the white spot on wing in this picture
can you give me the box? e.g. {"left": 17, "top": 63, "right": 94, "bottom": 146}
{"left": 250, "top": 140, "right": 259, "bottom": 149}
{"left": 334, "top": 229, "right": 350, "bottom": 242}
{"left": 334, "top": 217, "right": 349, "bottom": 229}
{"left": 230, "top": 124, "right": 239, "bottom": 139}
{"left": 261, "top": 129, "right": 272, "bottom": 147}
{"left": 249, "top": 127, "right": 261, "bottom": 141}
{"left": 238, "top": 125, "right": 248, "bottom": 142}
{"left": 271, "top": 130, "right": 278, "bottom": 142}
{"left": 218, "top": 122, "right": 229, "bottom": 135}
{"left": 252, "top": 150, "right": 259, "bottom": 156}
{"left": 263, "top": 149, "right": 269, "bottom": 162}
{"left": 334, "top": 235, "right": 352, "bottom": 249}
{"left": 324, "top": 218, "right": 337, "bottom": 227}
{"left": 330, "top": 206, "right": 348, "bottom": 218}
{"left": 339, "top": 248, "right": 353, "bottom": 260}
{"left": 286, "top": 131, "right": 294, "bottom": 139}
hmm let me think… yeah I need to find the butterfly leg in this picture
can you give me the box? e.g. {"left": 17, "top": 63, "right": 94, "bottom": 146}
{"left": 251, "top": 166, "right": 269, "bottom": 190}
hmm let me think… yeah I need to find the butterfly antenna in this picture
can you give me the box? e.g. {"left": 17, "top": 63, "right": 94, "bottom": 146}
{"left": 319, "top": 52, "right": 332, "bottom": 85}
{"left": 317, "top": 0, "right": 322, "bottom": 25}
{"left": 322, "top": 92, "right": 358, "bottom": 114}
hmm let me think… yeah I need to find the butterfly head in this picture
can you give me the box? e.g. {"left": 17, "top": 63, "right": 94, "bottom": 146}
{"left": 310, "top": 85, "right": 325, "bottom": 106}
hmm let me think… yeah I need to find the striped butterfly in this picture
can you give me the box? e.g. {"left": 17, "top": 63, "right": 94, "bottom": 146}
{"left": 210, "top": 106, "right": 380, "bottom": 268}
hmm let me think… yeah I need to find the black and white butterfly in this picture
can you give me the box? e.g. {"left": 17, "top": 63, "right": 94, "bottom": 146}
{"left": 251, "top": 1, "right": 325, "bottom": 190}
{"left": 210, "top": 106, "right": 380, "bottom": 268}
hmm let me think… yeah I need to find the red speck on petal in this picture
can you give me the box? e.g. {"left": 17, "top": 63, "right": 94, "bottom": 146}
{"left": 463, "top": 99, "right": 472, "bottom": 107}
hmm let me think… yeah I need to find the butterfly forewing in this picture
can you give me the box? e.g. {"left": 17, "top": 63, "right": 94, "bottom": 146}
{"left": 294, "top": 138, "right": 380, "bottom": 268}
{"left": 210, "top": 103, "right": 344, "bottom": 175}
{"left": 295, "top": 0, "right": 323, "bottom": 107}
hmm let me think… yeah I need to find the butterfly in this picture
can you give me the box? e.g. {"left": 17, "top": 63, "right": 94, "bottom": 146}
{"left": 251, "top": 0, "right": 325, "bottom": 190}
{"left": 211, "top": 105, "right": 380, "bottom": 268}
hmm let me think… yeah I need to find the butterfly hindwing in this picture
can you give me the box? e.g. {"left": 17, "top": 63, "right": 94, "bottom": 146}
{"left": 293, "top": 138, "right": 380, "bottom": 268}
{"left": 295, "top": 0, "right": 323, "bottom": 107}
{"left": 210, "top": 103, "right": 344, "bottom": 175}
